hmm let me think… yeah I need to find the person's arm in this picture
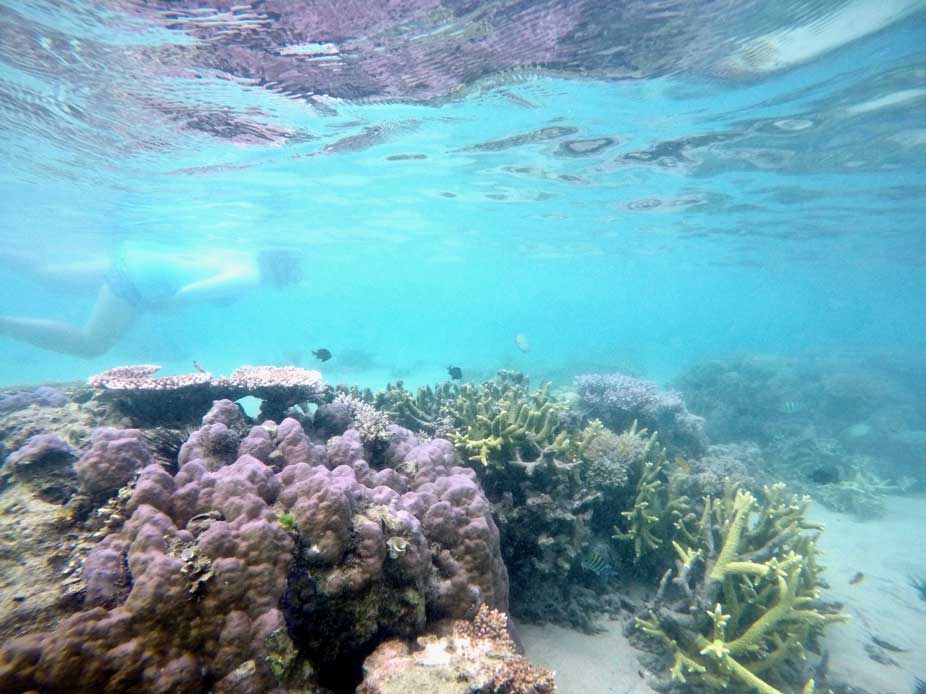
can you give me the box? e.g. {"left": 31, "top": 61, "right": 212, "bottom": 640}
{"left": 172, "top": 266, "right": 259, "bottom": 305}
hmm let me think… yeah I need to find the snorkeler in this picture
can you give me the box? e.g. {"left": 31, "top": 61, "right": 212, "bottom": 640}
{"left": 0, "top": 244, "right": 302, "bottom": 358}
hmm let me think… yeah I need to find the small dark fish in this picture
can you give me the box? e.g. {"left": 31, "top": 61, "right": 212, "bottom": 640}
{"left": 312, "top": 349, "right": 332, "bottom": 362}
{"left": 447, "top": 366, "right": 463, "bottom": 380}
{"left": 909, "top": 575, "right": 926, "bottom": 601}
{"left": 192, "top": 360, "right": 207, "bottom": 374}
{"left": 849, "top": 572, "right": 865, "bottom": 585}
{"left": 810, "top": 466, "right": 840, "bottom": 485}
{"left": 864, "top": 642, "right": 899, "bottom": 666}
{"left": 871, "top": 635, "right": 909, "bottom": 653}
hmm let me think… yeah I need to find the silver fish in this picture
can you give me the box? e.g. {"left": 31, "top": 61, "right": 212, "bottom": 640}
{"left": 515, "top": 333, "right": 530, "bottom": 353}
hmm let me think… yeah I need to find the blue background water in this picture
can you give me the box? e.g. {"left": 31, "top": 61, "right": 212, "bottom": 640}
{"left": 1, "top": 1, "right": 924, "bottom": 390}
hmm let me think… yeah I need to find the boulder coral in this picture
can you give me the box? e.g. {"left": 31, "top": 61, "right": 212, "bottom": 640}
{"left": 0, "top": 399, "right": 509, "bottom": 693}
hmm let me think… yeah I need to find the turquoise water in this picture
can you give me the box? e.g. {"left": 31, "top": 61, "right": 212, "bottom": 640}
{"left": 2, "top": 3, "right": 926, "bottom": 693}
{"left": 2, "top": 1, "right": 924, "bottom": 388}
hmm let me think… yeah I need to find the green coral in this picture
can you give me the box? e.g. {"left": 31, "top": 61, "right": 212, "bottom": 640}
{"left": 373, "top": 372, "right": 573, "bottom": 469}
{"left": 633, "top": 483, "right": 844, "bottom": 694}
{"left": 610, "top": 423, "right": 690, "bottom": 561}
{"left": 446, "top": 380, "right": 571, "bottom": 467}
{"left": 373, "top": 380, "right": 457, "bottom": 434}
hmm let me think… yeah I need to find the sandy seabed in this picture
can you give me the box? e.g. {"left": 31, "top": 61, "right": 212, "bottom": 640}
{"left": 522, "top": 496, "right": 926, "bottom": 694}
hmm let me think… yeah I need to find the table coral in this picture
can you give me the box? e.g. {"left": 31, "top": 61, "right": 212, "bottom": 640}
{"left": 87, "top": 364, "right": 328, "bottom": 425}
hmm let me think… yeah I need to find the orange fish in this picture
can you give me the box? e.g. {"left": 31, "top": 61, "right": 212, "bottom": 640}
{"left": 849, "top": 572, "right": 865, "bottom": 585}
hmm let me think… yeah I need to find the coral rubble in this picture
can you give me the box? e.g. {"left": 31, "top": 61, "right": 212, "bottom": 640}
{"left": 358, "top": 605, "right": 555, "bottom": 694}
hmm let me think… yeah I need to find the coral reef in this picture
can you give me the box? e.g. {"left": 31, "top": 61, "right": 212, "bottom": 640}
{"left": 683, "top": 442, "right": 767, "bottom": 498}
{"left": 332, "top": 393, "right": 392, "bottom": 447}
{"left": 630, "top": 482, "right": 844, "bottom": 694}
{"left": 0, "top": 395, "right": 511, "bottom": 693}
{"left": 370, "top": 374, "right": 682, "bottom": 630}
{"left": 371, "top": 372, "right": 573, "bottom": 467}
{"left": 676, "top": 353, "right": 926, "bottom": 487}
{"left": 358, "top": 605, "right": 555, "bottom": 694}
{"left": 75, "top": 427, "right": 154, "bottom": 499}
{"left": 0, "top": 435, "right": 89, "bottom": 641}
{"left": 0, "top": 384, "right": 67, "bottom": 413}
{"left": 812, "top": 465, "right": 902, "bottom": 520}
{"left": 87, "top": 363, "right": 328, "bottom": 425}
{"left": 0, "top": 394, "right": 98, "bottom": 460}
{"left": 574, "top": 372, "right": 707, "bottom": 457}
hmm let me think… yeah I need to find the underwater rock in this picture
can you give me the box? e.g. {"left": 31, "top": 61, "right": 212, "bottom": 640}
{"left": 0, "top": 398, "right": 97, "bottom": 460}
{"left": 574, "top": 372, "right": 708, "bottom": 457}
{"left": 0, "top": 385, "right": 67, "bottom": 413}
{"left": 683, "top": 441, "right": 766, "bottom": 498}
{"left": 358, "top": 605, "right": 555, "bottom": 694}
{"left": 0, "top": 436, "right": 88, "bottom": 643}
{"left": 3, "top": 433, "right": 79, "bottom": 503}
{"left": 312, "top": 399, "right": 355, "bottom": 440}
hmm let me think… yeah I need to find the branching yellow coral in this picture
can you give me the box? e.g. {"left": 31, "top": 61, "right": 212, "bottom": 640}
{"left": 630, "top": 482, "right": 844, "bottom": 694}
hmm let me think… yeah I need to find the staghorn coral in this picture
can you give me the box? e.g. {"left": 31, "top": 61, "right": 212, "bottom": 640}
{"left": 445, "top": 379, "right": 572, "bottom": 469}
{"left": 631, "top": 484, "right": 844, "bottom": 694}
{"left": 371, "top": 372, "right": 572, "bottom": 468}
{"left": 373, "top": 380, "right": 457, "bottom": 435}
{"left": 610, "top": 424, "right": 690, "bottom": 563}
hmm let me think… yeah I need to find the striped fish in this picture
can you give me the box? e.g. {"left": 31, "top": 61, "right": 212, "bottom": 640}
{"left": 580, "top": 550, "right": 617, "bottom": 579}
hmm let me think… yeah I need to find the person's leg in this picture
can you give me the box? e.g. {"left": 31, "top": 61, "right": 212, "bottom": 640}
{"left": 0, "top": 284, "right": 138, "bottom": 357}
{"left": 0, "top": 250, "right": 110, "bottom": 293}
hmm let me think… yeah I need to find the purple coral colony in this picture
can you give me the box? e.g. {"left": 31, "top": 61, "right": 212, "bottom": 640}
{"left": 0, "top": 360, "right": 870, "bottom": 694}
